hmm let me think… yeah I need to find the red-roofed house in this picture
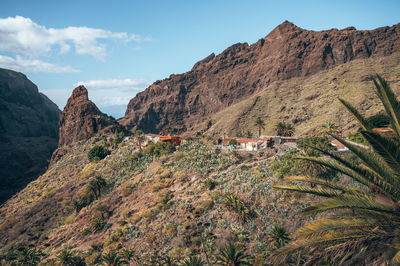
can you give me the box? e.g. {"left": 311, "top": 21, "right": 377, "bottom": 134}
{"left": 331, "top": 139, "right": 349, "bottom": 151}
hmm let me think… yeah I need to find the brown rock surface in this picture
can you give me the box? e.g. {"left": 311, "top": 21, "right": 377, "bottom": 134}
{"left": 50, "top": 85, "right": 123, "bottom": 163}
{"left": 120, "top": 21, "right": 400, "bottom": 134}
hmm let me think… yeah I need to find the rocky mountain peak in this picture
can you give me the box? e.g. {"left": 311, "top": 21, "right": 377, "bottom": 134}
{"left": 120, "top": 22, "right": 400, "bottom": 135}
{"left": 71, "top": 85, "right": 89, "bottom": 101}
{"left": 51, "top": 86, "right": 123, "bottom": 163}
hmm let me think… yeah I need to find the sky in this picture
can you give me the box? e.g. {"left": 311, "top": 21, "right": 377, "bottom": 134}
{"left": 1, "top": 0, "right": 399, "bottom": 118}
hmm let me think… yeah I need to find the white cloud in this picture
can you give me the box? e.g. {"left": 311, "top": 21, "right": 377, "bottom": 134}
{"left": 0, "top": 16, "right": 151, "bottom": 60}
{"left": 74, "top": 78, "right": 147, "bottom": 90}
{"left": 0, "top": 54, "right": 79, "bottom": 73}
{"left": 74, "top": 78, "right": 149, "bottom": 106}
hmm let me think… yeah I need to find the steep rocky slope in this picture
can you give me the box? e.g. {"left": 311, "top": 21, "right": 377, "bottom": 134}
{"left": 0, "top": 135, "right": 311, "bottom": 264}
{"left": 120, "top": 21, "right": 400, "bottom": 134}
{"left": 206, "top": 52, "right": 400, "bottom": 137}
{"left": 50, "top": 85, "right": 124, "bottom": 164}
{"left": 0, "top": 68, "right": 60, "bottom": 204}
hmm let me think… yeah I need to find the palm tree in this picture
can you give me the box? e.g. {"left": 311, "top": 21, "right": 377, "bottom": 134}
{"left": 318, "top": 121, "right": 338, "bottom": 135}
{"left": 269, "top": 225, "right": 291, "bottom": 249}
{"left": 254, "top": 118, "right": 266, "bottom": 137}
{"left": 135, "top": 130, "right": 145, "bottom": 151}
{"left": 88, "top": 175, "right": 107, "bottom": 200}
{"left": 275, "top": 122, "right": 294, "bottom": 136}
{"left": 179, "top": 256, "right": 205, "bottom": 266}
{"left": 216, "top": 242, "right": 251, "bottom": 265}
{"left": 102, "top": 251, "right": 128, "bottom": 266}
{"left": 272, "top": 75, "right": 400, "bottom": 264}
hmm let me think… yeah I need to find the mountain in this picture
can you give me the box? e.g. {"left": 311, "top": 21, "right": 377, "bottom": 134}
{"left": 0, "top": 68, "right": 60, "bottom": 204}
{"left": 0, "top": 134, "right": 310, "bottom": 264}
{"left": 50, "top": 85, "right": 124, "bottom": 164}
{"left": 119, "top": 21, "right": 400, "bottom": 135}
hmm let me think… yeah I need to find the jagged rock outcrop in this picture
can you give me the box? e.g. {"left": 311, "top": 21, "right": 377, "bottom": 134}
{"left": 0, "top": 68, "right": 60, "bottom": 204}
{"left": 120, "top": 21, "right": 400, "bottom": 134}
{"left": 50, "top": 85, "right": 123, "bottom": 163}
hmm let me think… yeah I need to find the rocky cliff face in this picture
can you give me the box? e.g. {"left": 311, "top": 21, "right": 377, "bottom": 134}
{"left": 50, "top": 85, "right": 122, "bottom": 163}
{"left": 0, "top": 68, "right": 60, "bottom": 204}
{"left": 120, "top": 21, "right": 400, "bottom": 134}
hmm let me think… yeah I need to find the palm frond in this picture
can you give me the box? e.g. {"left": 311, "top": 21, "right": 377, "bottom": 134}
{"left": 362, "top": 130, "right": 400, "bottom": 173}
{"left": 392, "top": 249, "right": 400, "bottom": 263}
{"left": 295, "top": 155, "right": 370, "bottom": 188}
{"left": 272, "top": 184, "right": 340, "bottom": 197}
{"left": 296, "top": 217, "right": 384, "bottom": 238}
{"left": 339, "top": 98, "right": 373, "bottom": 131}
{"left": 373, "top": 75, "right": 400, "bottom": 138}
{"left": 302, "top": 195, "right": 396, "bottom": 216}
{"left": 329, "top": 134, "right": 400, "bottom": 200}
{"left": 284, "top": 175, "right": 367, "bottom": 196}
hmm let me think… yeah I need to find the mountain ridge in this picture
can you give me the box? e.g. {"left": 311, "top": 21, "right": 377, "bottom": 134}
{"left": 119, "top": 21, "right": 400, "bottom": 134}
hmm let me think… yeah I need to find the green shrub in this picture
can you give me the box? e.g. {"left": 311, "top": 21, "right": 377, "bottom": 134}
{"left": 87, "top": 145, "right": 110, "bottom": 162}
{"left": 73, "top": 193, "right": 93, "bottom": 212}
{"left": 269, "top": 148, "right": 302, "bottom": 179}
{"left": 203, "top": 178, "right": 217, "bottom": 190}
{"left": 141, "top": 141, "right": 176, "bottom": 158}
{"left": 91, "top": 216, "right": 105, "bottom": 232}
{"left": 348, "top": 132, "right": 368, "bottom": 145}
{"left": 223, "top": 192, "right": 249, "bottom": 220}
{"left": 229, "top": 139, "right": 237, "bottom": 146}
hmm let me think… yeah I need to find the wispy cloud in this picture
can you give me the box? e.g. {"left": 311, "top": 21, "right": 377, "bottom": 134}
{"left": 73, "top": 78, "right": 149, "bottom": 106}
{"left": 0, "top": 55, "right": 79, "bottom": 73}
{"left": 74, "top": 78, "right": 147, "bottom": 90}
{"left": 0, "top": 16, "right": 152, "bottom": 61}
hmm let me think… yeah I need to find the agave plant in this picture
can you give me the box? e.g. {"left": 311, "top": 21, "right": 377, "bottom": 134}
{"left": 215, "top": 242, "right": 251, "bottom": 265}
{"left": 272, "top": 75, "right": 400, "bottom": 264}
{"left": 179, "top": 256, "right": 205, "bottom": 266}
{"left": 102, "top": 250, "right": 128, "bottom": 266}
{"left": 269, "top": 225, "right": 291, "bottom": 249}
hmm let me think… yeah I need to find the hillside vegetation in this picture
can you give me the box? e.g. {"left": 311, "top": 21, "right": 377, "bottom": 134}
{"left": 204, "top": 53, "right": 400, "bottom": 137}
{"left": 0, "top": 133, "right": 321, "bottom": 264}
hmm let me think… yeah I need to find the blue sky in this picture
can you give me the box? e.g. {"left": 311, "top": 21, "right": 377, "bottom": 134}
{"left": 1, "top": 0, "right": 399, "bottom": 118}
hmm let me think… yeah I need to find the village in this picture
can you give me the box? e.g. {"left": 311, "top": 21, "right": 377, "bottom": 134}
{"left": 128, "top": 125, "right": 395, "bottom": 154}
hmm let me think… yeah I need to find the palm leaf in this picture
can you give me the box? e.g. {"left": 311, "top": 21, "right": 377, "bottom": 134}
{"left": 302, "top": 195, "right": 397, "bottom": 216}
{"left": 297, "top": 217, "right": 384, "bottom": 238}
{"left": 373, "top": 75, "right": 400, "bottom": 138}
{"left": 284, "top": 175, "right": 367, "bottom": 196}
{"left": 362, "top": 131, "right": 400, "bottom": 173}
{"left": 309, "top": 147, "right": 399, "bottom": 200}
{"left": 273, "top": 184, "right": 340, "bottom": 197}
{"left": 329, "top": 134, "right": 400, "bottom": 200}
{"left": 339, "top": 98, "right": 373, "bottom": 131}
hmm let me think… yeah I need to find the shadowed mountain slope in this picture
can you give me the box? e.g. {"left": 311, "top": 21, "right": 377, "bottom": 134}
{"left": 0, "top": 68, "right": 60, "bottom": 204}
